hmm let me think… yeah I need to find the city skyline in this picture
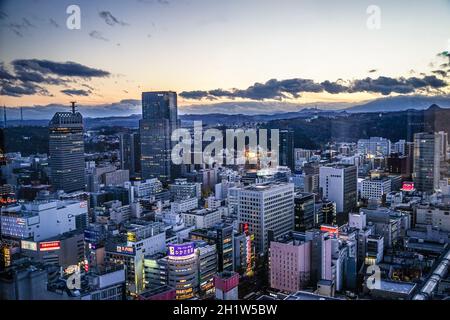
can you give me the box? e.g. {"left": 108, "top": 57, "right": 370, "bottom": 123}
{"left": 1, "top": 0, "right": 450, "bottom": 116}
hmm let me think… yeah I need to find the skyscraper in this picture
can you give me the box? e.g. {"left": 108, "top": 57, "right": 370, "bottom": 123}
{"left": 119, "top": 132, "right": 139, "bottom": 177}
{"left": 413, "top": 132, "right": 441, "bottom": 193}
{"left": 140, "top": 91, "right": 178, "bottom": 184}
{"left": 48, "top": 103, "right": 85, "bottom": 193}
{"left": 279, "top": 128, "right": 295, "bottom": 171}
{"left": 237, "top": 183, "right": 295, "bottom": 253}
{"left": 319, "top": 165, "right": 357, "bottom": 219}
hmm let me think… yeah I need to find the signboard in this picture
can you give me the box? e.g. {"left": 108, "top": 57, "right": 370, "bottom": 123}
{"left": 320, "top": 225, "right": 339, "bottom": 238}
{"left": 401, "top": 182, "right": 415, "bottom": 192}
{"left": 116, "top": 245, "right": 134, "bottom": 254}
{"left": 39, "top": 241, "right": 61, "bottom": 251}
{"left": 127, "top": 231, "right": 137, "bottom": 243}
{"left": 168, "top": 243, "right": 195, "bottom": 258}
{"left": 21, "top": 240, "right": 37, "bottom": 251}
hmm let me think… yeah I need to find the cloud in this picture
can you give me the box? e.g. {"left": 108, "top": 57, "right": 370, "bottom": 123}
{"left": 61, "top": 89, "right": 91, "bottom": 96}
{"left": 49, "top": 18, "right": 60, "bottom": 28}
{"left": 0, "top": 11, "right": 8, "bottom": 19}
{"left": 5, "top": 17, "right": 36, "bottom": 37}
{"left": 99, "top": 11, "right": 129, "bottom": 26}
{"left": 11, "top": 59, "right": 110, "bottom": 78}
{"left": 0, "top": 59, "right": 110, "bottom": 97}
{"left": 1, "top": 81, "right": 50, "bottom": 97}
{"left": 181, "top": 74, "right": 448, "bottom": 100}
{"left": 89, "top": 30, "right": 109, "bottom": 41}
{"left": 368, "top": 69, "right": 378, "bottom": 73}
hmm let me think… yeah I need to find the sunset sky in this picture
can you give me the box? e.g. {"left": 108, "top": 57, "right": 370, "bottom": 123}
{"left": 1, "top": 0, "right": 450, "bottom": 116}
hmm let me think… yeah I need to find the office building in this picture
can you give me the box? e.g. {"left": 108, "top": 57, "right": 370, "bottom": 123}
{"left": 237, "top": 183, "right": 295, "bottom": 253}
{"left": 294, "top": 193, "right": 315, "bottom": 231}
{"left": 48, "top": 104, "right": 85, "bottom": 193}
{"left": 269, "top": 232, "right": 311, "bottom": 292}
{"left": 413, "top": 132, "right": 441, "bottom": 193}
{"left": 140, "top": 91, "right": 178, "bottom": 183}
{"left": 319, "top": 165, "right": 357, "bottom": 217}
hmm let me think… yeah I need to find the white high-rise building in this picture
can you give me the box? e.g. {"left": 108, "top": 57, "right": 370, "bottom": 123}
{"left": 237, "top": 183, "right": 294, "bottom": 253}
{"left": 319, "top": 165, "right": 357, "bottom": 214}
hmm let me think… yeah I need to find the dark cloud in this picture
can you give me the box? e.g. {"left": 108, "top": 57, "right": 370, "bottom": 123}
{"left": 1, "top": 81, "right": 50, "bottom": 97}
{"left": 181, "top": 74, "right": 448, "bottom": 100}
{"left": 0, "top": 59, "right": 110, "bottom": 97}
{"left": 99, "top": 11, "right": 129, "bottom": 26}
{"left": 61, "top": 89, "right": 91, "bottom": 96}
{"left": 89, "top": 30, "right": 109, "bottom": 41}
{"left": 12, "top": 59, "right": 110, "bottom": 78}
{"left": 0, "top": 11, "right": 8, "bottom": 19}
{"left": 368, "top": 69, "right": 378, "bottom": 73}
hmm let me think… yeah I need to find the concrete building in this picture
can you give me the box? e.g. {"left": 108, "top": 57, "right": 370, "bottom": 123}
{"left": 269, "top": 232, "right": 311, "bottom": 292}
{"left": 319, "top": 165, "right": 357, "bottom": 216}
{"left": 214, "top": 271, "right": 239, "bottom": 300}
{"left": 182, "top": 208, "right": 222, "bottom": 229}
{"left": 361, "top": 177, "right": 391, "bottom": 201}
{"left": 1, "top": 200, "right": 88, "bottom": 241}
{"left": 237, "top": 183, "right": 295, "bottom": 253}
{"left": 169, "top": 178, "right": 202, "bottom": 201}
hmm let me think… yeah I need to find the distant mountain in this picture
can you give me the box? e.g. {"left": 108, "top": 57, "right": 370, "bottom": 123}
{"left": 345, "top": 95, "right": 450, "bottom": 113}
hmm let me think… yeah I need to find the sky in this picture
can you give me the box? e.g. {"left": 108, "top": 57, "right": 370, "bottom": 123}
{"left": 1, "top": 0, "right": 450, "bottom": 116}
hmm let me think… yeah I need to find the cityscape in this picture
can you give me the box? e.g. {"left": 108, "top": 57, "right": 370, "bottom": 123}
{"left": 1, "top": 0, "right": 450, "bottom": 307}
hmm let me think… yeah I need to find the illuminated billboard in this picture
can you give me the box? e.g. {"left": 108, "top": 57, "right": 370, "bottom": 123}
{"left": 116, "top": 245, "right": 134, "bottom": 254}
{"left": 401, "top": 182, "right": 415, "bottom": 192}
{"left": 168, "top": 243, "right": 195, "bottom": 258}
{"left": 21, "top": 240, "right": 37, "bottom": 251}
{"left": 320, "top": 225, "right": 339, "bottom": 238}
{"left": 39, "top": 241, "right": 61, "bottom": 251}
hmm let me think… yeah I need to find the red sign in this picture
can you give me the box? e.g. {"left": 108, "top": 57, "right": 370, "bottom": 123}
{"left": 320, "top": 225, "right": 339, "bottom": 238}
{"left": 39, "top": 241, "right": 61, "bottom": 251}
{"left": 401, "top": 182, "right": 415, "bottom": 192}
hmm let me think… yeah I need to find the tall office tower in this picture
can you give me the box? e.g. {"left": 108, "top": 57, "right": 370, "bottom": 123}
{"left": 237, "top": 183, "right": 295, "bottom": 254}
{"left": 140, "top": 91, "right": 178, "bottom": 184}
{"left": 119, "top": 132, "right": 138, "bottom": 177}
{"left": 437, "top": 131, "right": 448, "bottom": 178}
{"left": 294, "top": 192, "right": 315, "bottom": 231}
{"left": 357, "top": 137, "right": 391, "bottom": 156}
{"left": 319, "top": 165, "right": 357, "bottom": 219}
{"left": 413, "top": 132, "right": 441, "bottom": 193}
{"left": 49, "top": 103, "right": 86, "bottom": 193}
{"left": 279, "top": 128, "right": 295, "bottom": 171}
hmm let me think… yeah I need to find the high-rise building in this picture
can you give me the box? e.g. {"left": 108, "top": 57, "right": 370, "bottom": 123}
{"left": 119, "top": 132, "right": 139, "bottom": 177}
{"left": 48, "top": 103, "right": 85, "bottom": 193}
{"left": 294, "top": 192, "right": 315, "bottom": 231}
{"left": 269, "top": 232, "right": 311, "bottom": 292}
{"left": 413, "top": 132, "right": 441, "bottom": 193}
{"left": 319, "top": 165, "right": 357, "bottom": 218}
{"left": 237, "top": 183, "right": 295, "bottom": 253}
{"left": 279, "top": 128, "right": 295, "bottom": 171}
{"left": 140, "top": 91, "right": 178, "bottom": 184}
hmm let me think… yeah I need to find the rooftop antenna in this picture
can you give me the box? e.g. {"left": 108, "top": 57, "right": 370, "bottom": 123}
{"left": 70, "top": 101, "right": 77, "bottom": 114}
